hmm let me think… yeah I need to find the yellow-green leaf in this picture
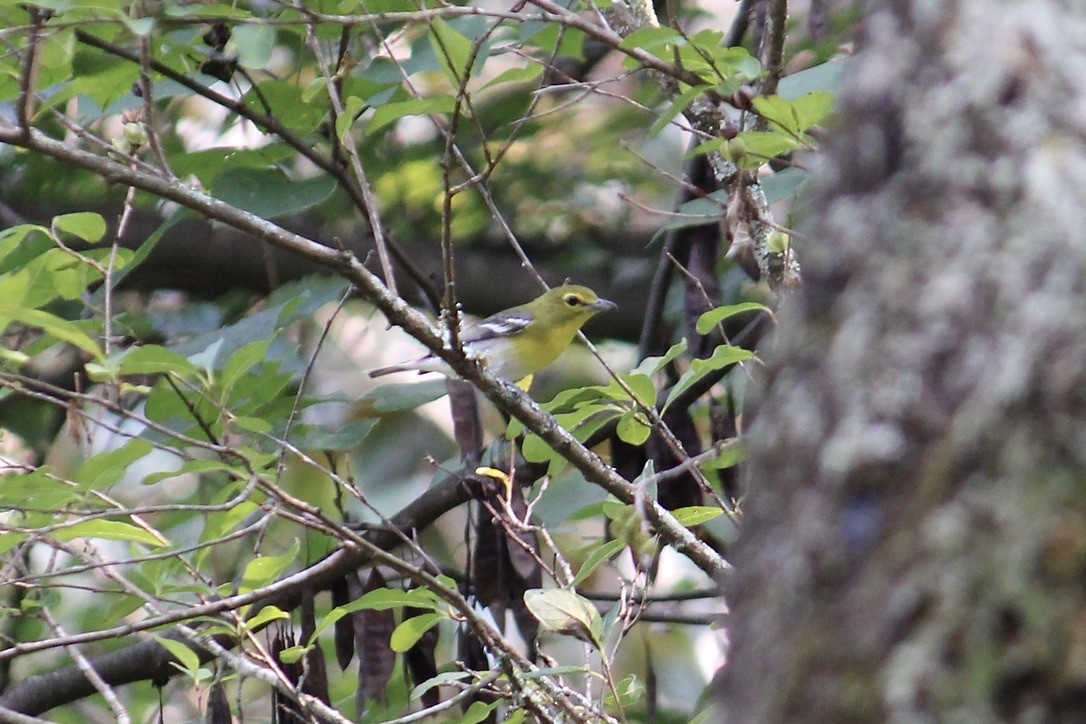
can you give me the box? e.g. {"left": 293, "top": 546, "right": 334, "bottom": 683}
{"left": 54, "top": 520, "right": 168, "bottom": 548}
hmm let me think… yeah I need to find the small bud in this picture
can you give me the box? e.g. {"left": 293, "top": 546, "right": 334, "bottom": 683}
{"left": 732, "top": 85, "right": 755, "bottom": 112}
{"left": 767, "top": 230, "right": 791, "bottom": 253}
{"left": 123, "top": 122, "right": 149, "bottom": 150}
{"left": 722, "top": 137, "right": 749, "bottom": 165}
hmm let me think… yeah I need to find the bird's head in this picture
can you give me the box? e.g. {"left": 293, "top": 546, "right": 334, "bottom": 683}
{"left": 536, "top": 284, "right": 618, "bottom": 324}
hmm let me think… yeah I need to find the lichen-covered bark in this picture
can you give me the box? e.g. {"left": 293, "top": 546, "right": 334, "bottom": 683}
{"left": 721, "top": 1, "right": 1086, "bottom": 721}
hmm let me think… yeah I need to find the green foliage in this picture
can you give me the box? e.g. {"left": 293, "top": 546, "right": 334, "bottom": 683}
{"left": 524, "top": 587, "right": 603, "bottom": 646}
{"left": 0, "top": 0, "right": 841, "bottom": 719}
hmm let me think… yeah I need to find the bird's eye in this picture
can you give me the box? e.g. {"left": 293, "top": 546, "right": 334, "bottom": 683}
{"left": 564, "top": 295, "right": 579, "bottom": 306}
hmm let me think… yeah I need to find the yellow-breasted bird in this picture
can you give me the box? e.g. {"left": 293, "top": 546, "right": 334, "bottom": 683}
{"left": 369, "top": 284, "right": 617, "bottom": 383}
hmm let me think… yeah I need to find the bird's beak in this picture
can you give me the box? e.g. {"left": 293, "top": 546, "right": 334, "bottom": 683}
{"left": 589, "top": 298, "right": 618, "bottom": 313}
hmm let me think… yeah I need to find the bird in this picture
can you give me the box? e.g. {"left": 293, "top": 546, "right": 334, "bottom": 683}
{"left": 369, "top": 284, "right": 617, "bottom": 383}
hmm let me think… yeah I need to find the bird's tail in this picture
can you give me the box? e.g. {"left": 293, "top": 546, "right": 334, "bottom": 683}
{"left": 368, "top": 355, "right": 445, "bottom": 378}
{"left": 368, "top": 364, "right": 417, "bottom": 378}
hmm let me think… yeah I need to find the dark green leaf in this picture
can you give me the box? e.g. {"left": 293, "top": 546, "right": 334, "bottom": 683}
{"left": 293, "top": 418, "right": 377, "bottom": 451}
{"left": 365, "top": 380, "right": 449, "bottom": 412}
{"left": 210, "top": 168, "right": 336, "bottom": 218}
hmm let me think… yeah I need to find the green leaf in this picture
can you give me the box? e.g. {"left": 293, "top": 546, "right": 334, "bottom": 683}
{"left": 648, "top": 84, "right": 710, "bottom": 137}
{"left": 0, "top": 224, "right": 49, "bottom": 267}
{"left": 200, "top": 501, "right": 260, "bottom": 543}
{"left": 791, "top": 91, "right": 835, "bottom": 131}
{"left": 568, "top": 500, "right": 608, "bottom": 521}
{"left": 52, "top": 212, "right": 107, "bottom": 243}
{"left": 695, "top": 302, "right": 770, "bottom": 335}
{"left": 232, "top": 23, "right": 275, "bottom": 69}
{"left": 482, "top": 63, "right": 542, "bottom": 90}
{"left": 733, "top": 130, "right": 800, "bottom": 161}
{"left": 153, "top": 636, "right": 201, "bottom": 678}
{"left": 778, "top": 60, "right": 843, "bottom": 99}
{"left": 337, "top": 95, "right": 365, "bottom": 142}
{"left": 312, "top": 586, "right": 442, "bottom": 639}
{"left": 248, "top": 80, "right": 328, "bottom": 135}
{"left": 663, "top": 344, "right": 757, "bottom": 412}
{"left": 621, "top": 373, "right": 656, "bottom": 406}
{"left": 142, "top": 459, "right": 237, "bottom": 486}
{"left": 603, "top": 674, "right": 645, "bottom": 710}
{"left": 521, "top": 433, "right": 552, "bottom": 464}
{"left": 368, "top": 96, "right": 456, "bottom": 134}
{"left": 572, "top": 539, "right": 625, "bottom": 586}
{"left": 121, "top": 16, "right": 155, "bottom": 37}
{"left": 601, "top": 498, "right": 628, "bottom": 521}
{"left": 410, "top": 671, "right": 472, "bottom": 704}
{"left": 761, "top": 167, "right": 808, "bottom": 204}
{"left": 0, "top": 532, "right": 26, "bottom": 557}
{"left": 670, "top": 506, "right": 724, "bottom": 526}
{"left": 210, "top": 168, "right": 336, "bottom": 219}
{"left": 523, "top": 588, "right": 603, "bottom": 646}
{"left": 616, "top": 411, "right": 651, "bottom": 446}
{"left": 751, "top": 92, "right": 832, "bottom": 136}
{"left": 230, "top": 415, "right": 272, "bottom": 433}
{"left": 364, "top": 380, "right": 448, "bottom": 412}
{"left": 168, "top": 145, "right": 294, "bottom": 185}
{"left": 74, "top": 439, "right": 153, "bottom": 490}
{"left": 429, "top": 18, "right": 474, "bottom": 86}
{"left": 241, "top": 539, "right": 300, "bottom": 590}
{"left": 220, "top": 339, "right": 272, "bottom": 395}
{"left": 631, "top": 340, "right": 687, "bottom": 377}
{"left": 352, "top": 586, "right": 445, "bottom": 610}
{"left": 390, "top": 612, "right": 444, "bottom": 652}
{"left": 699, "top": 444, "right": 745, "bottom": 470}
{"left": 461, "top": 701, "right": 501, "bottom": 724}
{"left": 751, "top": 95, "right": 800, "bottom": 134}
{"left": 54, "top": 520, "right": 168, "bottom": 548}
{"left": 276, "top": 644, "right": 307, "bottom": 664}
{"left": 0, "top": 307, "right": 103, "bottom": 360}
{"left": 163, "top": 2, "right": 253, "bottom": 18}
{"left": 619, "top": 26, "right": 682, "bottom": 55}
{"left": 293, "top": 418, "right": 377, "bottom": 451}
{"left": 108, "top": 344, "right": 200, "bottom": 379}
{"left": 246, "top": 604, "right": 290, "bottom": 630}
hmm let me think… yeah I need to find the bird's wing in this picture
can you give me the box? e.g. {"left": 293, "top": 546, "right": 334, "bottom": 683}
{"left": 463, "top": 308, "right": 533, "bottom": 344}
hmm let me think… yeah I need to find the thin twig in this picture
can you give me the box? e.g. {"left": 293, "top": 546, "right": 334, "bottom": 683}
{"left": 40, "top": 609, "right": 129, "bottom": 724}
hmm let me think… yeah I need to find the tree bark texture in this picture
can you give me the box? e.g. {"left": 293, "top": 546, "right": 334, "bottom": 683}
{"left": 722, "top": 1, "right": 1086, "bottom": 721}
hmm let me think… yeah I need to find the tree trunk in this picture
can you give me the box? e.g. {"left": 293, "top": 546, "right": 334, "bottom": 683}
{"left": 721, "top": 1, "right": 1086, "bottom": 721}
